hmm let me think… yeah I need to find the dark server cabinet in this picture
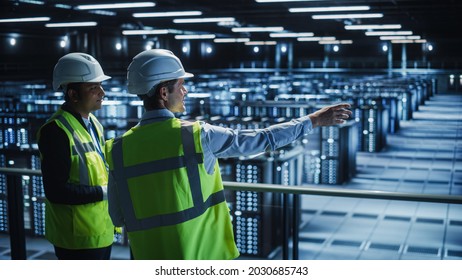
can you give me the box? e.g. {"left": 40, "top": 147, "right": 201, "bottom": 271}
{"left": 0, "top": 154, "right": 7, "bottom": 233}
{"left": 30, "top": 154, "right": 45, "bottom": 236}
{"left": 221, "top": 145, "right": 303, "bottom": 258}
{"left": 356, "top": 104, "right": 387, "bottom": 152}
{"left": 302, "top": 121, "right": 357, "bottom": 185}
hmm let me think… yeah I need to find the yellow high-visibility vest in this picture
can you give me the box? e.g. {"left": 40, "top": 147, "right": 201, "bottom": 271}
{"left": 106, "top": 118, "right": 239, "bottom": 260}
{"left": 38, "top": 109, "right": 114, "bottom": 249}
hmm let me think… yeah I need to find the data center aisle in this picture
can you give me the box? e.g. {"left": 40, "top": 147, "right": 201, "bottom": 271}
{"left": 298, "top": 92, "right": 462, "bottom": 260}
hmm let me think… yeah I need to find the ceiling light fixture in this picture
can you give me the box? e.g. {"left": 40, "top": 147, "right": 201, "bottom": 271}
{"left": 380, "top": 35, "right": 421, "bottom": 40}
{"left": 175, "top": 34, "right": 216, "bottom": 40}
{"left": 289, "top": 6, "right": 370, "bottom": 13}
{"left": 76, "top": 2, "right": 155, "bottom": 10}
{"left": 88, "top": 10, "right": 117, "bottom": 16}
{"left": 0, "top": 17, "right": 50, "bottom": 23}
{"left": 297, "top": 36, "right": 336, "bottom": 41}
{"left": 55, "top": 4, "right": 72, "bottom": 9}
{"left": 391, "top": 40, "right": 414, "bottom": 44}
{"left": 345, "top": 24, "right": 401, "bottom": 30}
{"left": 122, "top": 29, "right": 169, "bottom": 35}
{"left": 318, "top": 40, "right": 353, "bottom": 45}
{"left": 133, "top": 11, "right": 202, "bottom": 18}
{"left": 19, "top": 0, "right": 44, "bottom": 4}
{"left": 173, "top": 17, "right": 235, "bottom": 23}
{"left": 214, "top": 38, "right": 250, "bottom": 43}
{"left": 45, "top": 22, "right": 98, "bottom": 27}
{"left": 313, "top": 13, "right": 383, "bottom": 19}
{"left": 245, "top": 41, "right": 277, "bottom": 45}
{"left": 232, "top": 27, "right": 284, "bottom": 32}
{"left": 365, "top": 31, "right": 413, "bottom": 36}
{"left": 269, "top": 32, "right": 314, "bottom": 38}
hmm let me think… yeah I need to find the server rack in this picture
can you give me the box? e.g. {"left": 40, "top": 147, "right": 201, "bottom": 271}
{"left": 358, "top": 104, "right": 387, "bottom": 152}
{"left": 221, "top": 145, "right": 303, "bottom": 258}
{"left": 302, "top": 121, "right": 357, "bottom": 185}
{"left": 0, "top": 154, "right": 7, "bottom": 233}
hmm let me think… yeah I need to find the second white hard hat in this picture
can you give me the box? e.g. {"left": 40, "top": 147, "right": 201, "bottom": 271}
{"left": 127, "top": 49, "right": 193, "bottom": 96}
{"left": 52, "top": 52, "right": 111, "bottom": 91}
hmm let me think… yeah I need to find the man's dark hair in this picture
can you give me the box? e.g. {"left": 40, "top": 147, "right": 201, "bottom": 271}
{"left": 64, "top": 83, "right": 84, "bottom": 102}
{"left": 139, "top": 79, "right": 178, "bottom": 110}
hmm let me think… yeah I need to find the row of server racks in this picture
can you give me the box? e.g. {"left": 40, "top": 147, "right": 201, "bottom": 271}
{"left": 0, "top": 74, "right": 436, "bottom": 258}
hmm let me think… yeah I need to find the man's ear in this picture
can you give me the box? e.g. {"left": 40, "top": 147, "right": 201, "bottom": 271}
{"left": 67, "top": 89, "right": 79, "bottom": 102}
{"left": 159, "top": 86, "right": 168, "bottom": 101}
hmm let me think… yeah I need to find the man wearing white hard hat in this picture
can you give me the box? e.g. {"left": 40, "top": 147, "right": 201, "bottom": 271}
{"left": 37, "top": 53, "right": 114, "bottom": 259}
{"left": 106, "top": 49, "right": 352, "bottom": 260}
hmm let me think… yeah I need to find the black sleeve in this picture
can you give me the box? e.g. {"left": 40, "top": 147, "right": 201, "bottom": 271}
{"left": 38, "top": 121, "right": 104, "bottom": 205}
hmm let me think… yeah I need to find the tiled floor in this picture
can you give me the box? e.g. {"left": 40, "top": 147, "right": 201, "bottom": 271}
{"left": 1, "top": 92, "right": 461, "bottom": 260}
{"left": 296, "top": 92, "right": 462, "bottom": 260}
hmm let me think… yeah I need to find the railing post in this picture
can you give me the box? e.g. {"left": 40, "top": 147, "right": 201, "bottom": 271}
{"left": 292, "top": 194, "right": 299, "bottom": 260}
{"left": 6, "top": 173, "right": 27, "bottom": 259}
{"left": 282, "top": 193, "right": 289, "bottom": 260}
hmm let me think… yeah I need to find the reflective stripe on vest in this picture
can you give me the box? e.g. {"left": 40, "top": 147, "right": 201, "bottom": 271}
{"left": 55, "top": 114, "right": 96, "bottom": 186}
{"left": 111, "top": 121, "right": 226, "bottom": 232}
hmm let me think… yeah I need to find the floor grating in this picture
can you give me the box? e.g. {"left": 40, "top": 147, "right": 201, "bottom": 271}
{"left": 406, "top": 246, "right": 440, "bottom": 256}
{"left": 368, "top": 243, "right": 401, "bottom": 252}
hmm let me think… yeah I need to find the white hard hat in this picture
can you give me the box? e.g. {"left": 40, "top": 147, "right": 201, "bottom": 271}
{"left": 127, "top": 49, "right": 193, "bottom": 96}
{"left": 52, "top": 52, "right": 111, "bottom": 91}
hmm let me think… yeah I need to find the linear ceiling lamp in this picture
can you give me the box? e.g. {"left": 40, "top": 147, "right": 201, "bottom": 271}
{"left": 122, "top": 29, "right": 169, "bottom": 35}
{"left": 232, "top": 27, "right": 284, "bottom": 32}
{"left": 0, "top": 17, "right": 50, "bottom": 23}
{"left": 297, "top": 36, "right": 336, "bottom": 41}
{"left": 289, "top": 6, "right": 370, "bottom": 13}
{"left": 380, "top": 35, "right": 421, "bottom": 40}
{"left": 173, "top": 17, "right": 235, "bottom": 23}
{"left": 133, "top": 11, "right": 202, "bottom": 18}
{"left": 391, "top": 39, "right": 414, "bottom": 44}
{"left": 269, "top": 32, "right": 314, "bottom": 38}
{"left": 46, "top": 22, "right": 98, "bottom": 27}
{"left": 76, "top": 2, "right": 155, "bottom": 10}
{"left": 318, "top": 40, "right": 353, "bottom": 44}
{"left": 365, "top": 31, "right": 412, "bottom": 36}
{"left": 175, "top": 34, "right": 216, "bottom": 40}
{"left": 18, "top": 0, "right": 44, "bottom": 4}
{"left": 214, "top": 38, "right": 250, "bottom": 43}
{"left": 313, "top": 13, "right": 383, "bottom": 19}
{"left": 245, "top": 41, "right": 277, "bottom": 45}
{"left": 345, "top": 24, "right": 401, "bottom": 30}
{"left": 55, "top": 4, "right": 72, "bottom": 9}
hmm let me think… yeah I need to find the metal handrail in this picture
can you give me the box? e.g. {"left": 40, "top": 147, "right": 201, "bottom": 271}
{"left": 2, "top": 167, "right": 462, "bottom": 205}
{"left": 224, "top": 181, "right": 462, "bottom": 205}
{"left": 0, "top": 167, "right": 42, "bottom": 176}
{"left": 2, "top": 167, "right": 462, "bottom": 260}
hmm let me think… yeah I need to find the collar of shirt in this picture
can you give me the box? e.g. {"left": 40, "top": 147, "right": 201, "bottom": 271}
{"left": 139, "top": 109, "right": 175, "bottom": 126}
{"left": 82, "top": 117, "right": 90, "bottom": 129}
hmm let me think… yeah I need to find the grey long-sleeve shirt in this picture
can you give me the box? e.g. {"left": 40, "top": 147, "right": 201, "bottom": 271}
{"left": 108, "top": 108, "right": 313, "bottom": 226}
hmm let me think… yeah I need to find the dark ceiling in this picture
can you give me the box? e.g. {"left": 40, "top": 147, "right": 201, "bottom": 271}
{"left": 1, "top": 0, "right": 462, "bottom": 46}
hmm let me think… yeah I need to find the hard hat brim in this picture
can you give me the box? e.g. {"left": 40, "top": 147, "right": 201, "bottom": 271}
{"left": 180, "top": 72, "right": 194, "bottom": 79}
{"left": 86, "top": 74, "right": 112, "bottom": 83}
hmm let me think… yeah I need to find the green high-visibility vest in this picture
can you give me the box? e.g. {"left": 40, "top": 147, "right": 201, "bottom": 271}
{"left": 106, "top": 118, "right": 239, "bottom": 260}
{"left": 37, "top": 109, "right": 114, "bottom": 249}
